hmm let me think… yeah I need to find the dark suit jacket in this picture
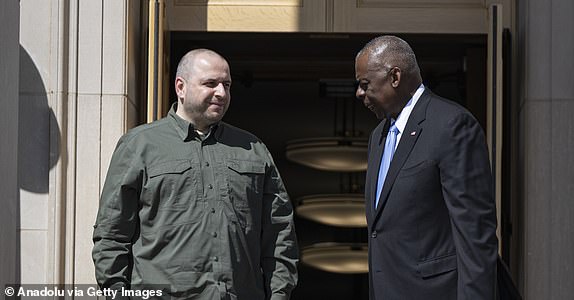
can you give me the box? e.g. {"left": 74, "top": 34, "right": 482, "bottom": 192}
{"left": 365, "top": 89, "right": 498, "bottom": 300}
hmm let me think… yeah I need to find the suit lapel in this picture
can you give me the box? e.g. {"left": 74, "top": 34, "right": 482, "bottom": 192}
{"left": 372, "top": 90, "right": 432, "bottom": 225}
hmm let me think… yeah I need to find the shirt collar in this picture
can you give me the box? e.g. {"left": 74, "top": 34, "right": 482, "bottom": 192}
{"left": 393, "top": 84, "right": 425, "bottom": 134}
{"left": 168, "top": 102, "right": 222, "bottom": 141}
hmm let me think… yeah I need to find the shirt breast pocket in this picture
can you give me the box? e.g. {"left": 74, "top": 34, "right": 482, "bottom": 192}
{"left": 146, "top": 159, "right": 197, "bottom": 211}
{"left": 225, "top": 158, "right": 266, "bottom": 210}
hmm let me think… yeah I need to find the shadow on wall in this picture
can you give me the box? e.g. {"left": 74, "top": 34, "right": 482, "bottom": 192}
{"left": 17, "top": 45, "right": 63, "bottom": 282}
{"left": 18, "top": 45, "right": 61, "bottom": 193}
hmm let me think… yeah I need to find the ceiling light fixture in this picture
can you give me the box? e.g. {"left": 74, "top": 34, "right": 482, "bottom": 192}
{"left": 296, "top": 193, "right": 366, "bottom": 227}
{"left": 286, "top": 137, "right": 368, "bottom": 172}
{"left": 301, "top": 242, "right": 368, "bottom": 274}
{"left": 285, "top": 79, "right": 368, "bottom": 172}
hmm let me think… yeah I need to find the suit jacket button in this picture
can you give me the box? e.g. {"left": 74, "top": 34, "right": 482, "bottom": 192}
{"left": 371, "top": 231, "right": 377, "bottom": 238}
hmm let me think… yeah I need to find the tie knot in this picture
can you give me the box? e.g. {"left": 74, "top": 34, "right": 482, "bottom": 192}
{"left": 389, "top": 123, "right": 398, "bottom": 134}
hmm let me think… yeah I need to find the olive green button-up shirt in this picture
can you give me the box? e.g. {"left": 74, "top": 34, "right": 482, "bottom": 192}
{"left": 92, "top": 104, "right": 298, "bottom": 299}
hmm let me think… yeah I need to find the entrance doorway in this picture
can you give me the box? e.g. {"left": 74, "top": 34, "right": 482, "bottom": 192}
{"left": 168, "top": 32, "right": 487, "bottom": 299}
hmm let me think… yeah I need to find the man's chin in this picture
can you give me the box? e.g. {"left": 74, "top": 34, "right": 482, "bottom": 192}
{"left": 205, "top": 113, "right": 224, "bottom": 124}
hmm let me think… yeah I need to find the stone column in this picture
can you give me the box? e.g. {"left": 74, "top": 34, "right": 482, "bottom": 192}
{"left": 518, "top": 0, "right": 574, "bottom": 298}
{"left": 17, "top": 0, "right": 142, "bottom": 284}
{"left": 72, "top": 0, "right": 142, "bottom": 284}
{"left": 0, "top": 0, "right": 20, "bottom": 288}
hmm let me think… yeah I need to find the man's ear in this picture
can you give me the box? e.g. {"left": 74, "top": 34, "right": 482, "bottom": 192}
{"left": 390, "top": 67, "right": 401, "bottom": 88}
{"left": 175, "top": 77, "right": 186, "bottom": 99}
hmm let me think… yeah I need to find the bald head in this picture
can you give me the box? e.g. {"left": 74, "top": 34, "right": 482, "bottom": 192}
{"left": 357, "top": 36, "right": 420, "bottom": 78}
{"left": 176, "top": 49, "right": 229, "bottom": 81}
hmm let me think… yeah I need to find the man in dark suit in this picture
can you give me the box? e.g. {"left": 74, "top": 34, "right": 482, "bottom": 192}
{"left": 355, "top": 35, "right": 498, "bottom": 299}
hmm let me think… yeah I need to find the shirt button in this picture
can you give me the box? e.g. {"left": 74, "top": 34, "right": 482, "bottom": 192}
{"left": 371, "top": 231, "right": 377, "bottom": 238}
{"left": 208, "top": 184, "right": 213, "bottom": 189}
{"left": 206, "top": 162, "right": 210, "bottom": 167}
{"left": 211, "top": 208, "right": 216, "bottom": 213}
{"left": 212, "top": 232, "right": 218, "bottom": 238}
{"left": 212, "top": 256, "right": 218, "bottom": 262}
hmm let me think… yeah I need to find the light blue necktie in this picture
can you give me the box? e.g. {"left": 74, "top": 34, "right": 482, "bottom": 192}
{"left": 375, "top": 121, "right": 398, "bottom": 208}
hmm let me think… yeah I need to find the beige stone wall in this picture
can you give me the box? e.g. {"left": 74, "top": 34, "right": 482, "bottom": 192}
{"left": 17, "top": 0, "right": 141, "bottom": 285}
{"left": 18, "top": 0, "right": 57, "bottom": 284}
{"left": 72, "top": 0, "right": 141, "bottom": 284}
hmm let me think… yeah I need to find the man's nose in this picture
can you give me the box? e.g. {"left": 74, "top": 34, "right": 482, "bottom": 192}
{"left": 355, "top": 86, "right": 365, "bottom": 99}
{"left": 214, "top": 83, "right": 227, "bottom": 96}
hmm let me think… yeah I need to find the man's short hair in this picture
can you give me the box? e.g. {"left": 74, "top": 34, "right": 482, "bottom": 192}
{"left": 357, "top": 35, "right": 420, "bottom": 76}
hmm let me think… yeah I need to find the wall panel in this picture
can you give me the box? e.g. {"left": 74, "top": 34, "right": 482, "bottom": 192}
{"left": 167, "top": 0, "right": 325, "bottom": 32}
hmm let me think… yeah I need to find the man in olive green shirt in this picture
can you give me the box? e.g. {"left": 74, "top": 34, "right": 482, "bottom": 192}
{"left": 92, "top": 49, "right": 298, "bottom": 299}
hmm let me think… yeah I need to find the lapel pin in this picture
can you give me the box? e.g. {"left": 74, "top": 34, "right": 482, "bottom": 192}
{"left": 410, "top": 131, "right": 416, "bottom": 136}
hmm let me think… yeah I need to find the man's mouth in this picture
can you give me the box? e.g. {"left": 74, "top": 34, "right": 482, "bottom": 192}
{"left": 210, "top": 102, "right": 225, "bottom": 107}
{"left": 365, "top": 103, "right": 375, "bottom": 112}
